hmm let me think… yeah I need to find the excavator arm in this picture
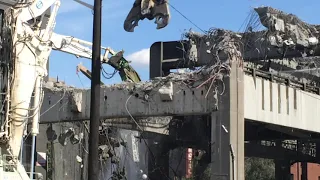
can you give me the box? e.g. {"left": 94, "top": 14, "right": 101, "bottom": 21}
{"left": 50, "top": 33, "right": 141, "bottom": 83}
{"left": 0, "top": 0, "right": 164, "bottom": 178}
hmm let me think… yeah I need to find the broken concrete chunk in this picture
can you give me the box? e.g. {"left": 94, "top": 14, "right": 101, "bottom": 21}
{"left": 70, "top": 91, "right": 82, "bottom": 113}
{"left": 268, "top": 35, "right": 278, "bottom": 46}
{"left": 76, "top": 155, "right": 82, "bottom": 163}
{"left": 158, "top": 81, "right": 173, "bottom": 101}
{"left": 44, "top": 81, "right": 54, "bottom": 88}
{"left": 308, "top": 37, "right": 318, "bottom": 46}
{"left": 274, "top": 18, "right": 285, "bottom": 32}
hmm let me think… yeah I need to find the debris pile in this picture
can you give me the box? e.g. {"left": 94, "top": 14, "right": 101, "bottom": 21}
{"left": 254, "top": 7, "right": 320, "bottom": 49}
{"left": 182, "top": 6, "right": 320, "bottom": 65}
{"left": 186, "top": 29, "right": 242, "bottom": 61}
{"left": 102, "top": 61, "right": 229, "bottom": 103}
{"left": 183, "top": 28, "right": 243, "bottom": 66}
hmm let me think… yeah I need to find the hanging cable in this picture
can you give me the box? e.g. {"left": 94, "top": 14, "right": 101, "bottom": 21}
{"left": 101, "top": 66, "right": 117, "bottom": 79}
{"left": 167, "top": 2, "right": 206, "bottom": 33}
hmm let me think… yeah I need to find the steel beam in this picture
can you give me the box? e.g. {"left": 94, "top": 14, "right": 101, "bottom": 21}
{"left": 150, "top": 37, "right": 320, "bottom": 73}
{"left": 101, "top": 117, "right": 170, "bottom": 134}
{"left": 76, "top": 64, "right": 104, "bottom": 84}
{"left": 40, "top": 79, "right": 217, "bottom": 124}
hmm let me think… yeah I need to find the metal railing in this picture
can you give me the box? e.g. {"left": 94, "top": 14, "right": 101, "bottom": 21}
{"left": 244, "top": 66, "right": 320, "bottom": 95}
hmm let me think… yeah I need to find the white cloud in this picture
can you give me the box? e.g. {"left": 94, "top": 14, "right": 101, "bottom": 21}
{"left": 126, "top": 48, "right": 150, "bottom": 68}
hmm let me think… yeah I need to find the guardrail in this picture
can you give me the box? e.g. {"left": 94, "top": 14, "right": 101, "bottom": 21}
{"left": 244, "top": 66, "right": 320, "bottom": 95}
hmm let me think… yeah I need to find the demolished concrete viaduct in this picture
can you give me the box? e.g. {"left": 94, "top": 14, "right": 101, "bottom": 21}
{"left": 36, "top": 6, "right": 320, "bottom": 180}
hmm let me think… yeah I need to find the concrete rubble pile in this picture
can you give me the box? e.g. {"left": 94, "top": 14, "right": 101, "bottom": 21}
{"left": 44, "top": 59, "right": 231, "bottom": 98}
{"left": 254, "top": 6, "right": 320, "bottom": 49}
{"left": 183, "top": 6, "right": 320, "bottom": 65}
{"left": 246, "top": 6, "right": 320, "bottom": 53}
{"left": 178, "top": 6, "right": 320, "bottom": 88}
{"left": 184, "top": 28, "right": 243, "bottom": 64}
{"left": 106, "top": 63, "right": 229, "bottom": 94}
{"left": 252, "top": 7, "right": 320, "bottom": 84}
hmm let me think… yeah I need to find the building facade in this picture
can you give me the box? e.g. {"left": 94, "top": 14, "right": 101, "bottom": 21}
{"left": 291, "top": 163, "right": 320, "bottom": 180}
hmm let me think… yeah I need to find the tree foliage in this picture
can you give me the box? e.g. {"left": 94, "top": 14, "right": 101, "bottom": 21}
{"left": 185, "top": 157, "right": 275, "bottom": 180}
{"left": 245, "top": 157, "right": 275, "bottom": 180}
{"left": 186, "top": 157, "right": 275, "bottom": 180}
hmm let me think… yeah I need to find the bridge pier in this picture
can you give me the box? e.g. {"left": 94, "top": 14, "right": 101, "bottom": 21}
{"left": 210, "top": 60, "right": 245, "bottom": 180}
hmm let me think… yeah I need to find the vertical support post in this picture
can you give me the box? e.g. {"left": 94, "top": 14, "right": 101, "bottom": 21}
{"left": 88, "top": 0, "right": 102, "bottom": 178}
{"left": 301, "top": 162, "right": 307, "bottom": 180}
{"left": 149, "top": 41, "right": 171, "bottom": 180}
{"left": 148, "top": 42, "right": 162, "bottom": 179}
{"left": 46, "top": 142, "right": 53, "bottom": 180}
{"left": 275, "top": 160, "right": 291, "bottom": 180}
{"left": 234, "top": 60, "right": 245, "bottom": 180}
{"left": 29, "top": 136, "right": 36, "bottom": 179}
{"left": 30, "top": 77, "right": 41, "bottom": 179}
{"left": 210, "top": 59, "right": 244, "bottom": 180}
{"left": 150, "top": 42, "right": 163, "bottom": 79}
{"left": 274, "top": 160, "right": 281, "bottom": 180}
{"left": 19, "top": 138, "right": 24, "bottom": 163}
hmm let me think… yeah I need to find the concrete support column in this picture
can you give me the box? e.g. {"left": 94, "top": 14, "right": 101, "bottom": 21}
{"left": 211, "top": 60, "right": 245, "bottom": 180}
{"left": 274, "top": 160, "right": 291, "bottom": 180}
{"left": 44, "top": 57, "right": 49, "bottom": 82}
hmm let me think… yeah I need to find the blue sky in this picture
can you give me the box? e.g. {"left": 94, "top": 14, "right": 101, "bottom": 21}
{"left": 49, "top": 0, "right": 320, "bottom": 87}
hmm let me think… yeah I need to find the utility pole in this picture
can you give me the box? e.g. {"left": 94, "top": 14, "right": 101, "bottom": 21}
{"left": 88, "top": 0, "right": 102, "bottom": 178}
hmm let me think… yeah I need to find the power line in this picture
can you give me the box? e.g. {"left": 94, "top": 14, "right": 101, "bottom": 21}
{"left": 167, "top": 2, "right": 206, "bottom": 33}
